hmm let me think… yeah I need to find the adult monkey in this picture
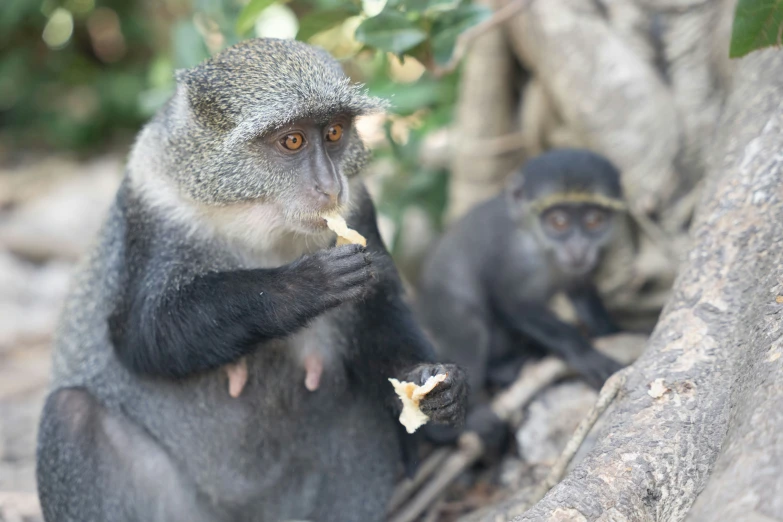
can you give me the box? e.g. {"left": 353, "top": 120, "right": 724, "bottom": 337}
{"left": 36, "top": 38, "right": 467, "bottom": 522}
{"left": 418, "top": 149, "right": 625, "bottom": 446}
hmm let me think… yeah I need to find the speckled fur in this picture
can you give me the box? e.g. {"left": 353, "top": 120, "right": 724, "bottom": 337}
{"left": 35, "top": 39, "right": 463, "bottom": 522}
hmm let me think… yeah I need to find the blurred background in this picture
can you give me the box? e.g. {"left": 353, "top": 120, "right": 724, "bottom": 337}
{"left": 0, "top": 0, "right": 772, "bottom": 519}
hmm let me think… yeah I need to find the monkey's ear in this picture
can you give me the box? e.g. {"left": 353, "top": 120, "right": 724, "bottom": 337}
{"left": 506, "top": 171, "right": 526, "bottom": 202}
{"left": 174, "top": 67, "right": 232, "bottom": 129}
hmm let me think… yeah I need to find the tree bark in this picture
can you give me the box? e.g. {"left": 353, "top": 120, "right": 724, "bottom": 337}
{"left": 446, "top": 0, "right": 518, "bottom": 222}
{"left": 505, "top": 0, "right": 681, "bottom": 214}
{"left": 468, "top": 48, "right": 783, "bottom": 522}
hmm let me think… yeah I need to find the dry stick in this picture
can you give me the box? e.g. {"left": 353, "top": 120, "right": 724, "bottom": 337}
{"left": 422, "top": 499, "right": 447, "bottom": 522}
{"left": 432, "top": 0, "right": 533, "bottom": 78}
{"left": 388, "top": 358, "right": 569, "bottom": 522}
{"left": 530, "top": 367, "right": 631, "bottom": 502}
{"left": 387, "top": 448, "right": 451, "bottom": 514}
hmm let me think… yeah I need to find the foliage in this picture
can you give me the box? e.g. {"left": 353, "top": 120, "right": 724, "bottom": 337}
{"left": 2, "top": 0, "right": 485, "bottom": 241}
{"left": 730, "top": 0, "right": 783, "bottom": 58}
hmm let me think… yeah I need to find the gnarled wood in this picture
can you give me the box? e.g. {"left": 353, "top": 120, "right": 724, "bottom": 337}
{"left": 466, "top": 48, "right": 783, "bottom": 522}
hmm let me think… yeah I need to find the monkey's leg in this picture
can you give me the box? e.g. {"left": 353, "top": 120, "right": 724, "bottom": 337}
{"left": 566, "top": 284, "right": 621, "bottom": 336}
{"left": 37, "top": 387, "right": 217, "bottom": 522}
{"left": 495, "top": 303, "right": 622, "bottom": 389}
{"left": 309, "top": 409, "right": 398, "bottom": 522}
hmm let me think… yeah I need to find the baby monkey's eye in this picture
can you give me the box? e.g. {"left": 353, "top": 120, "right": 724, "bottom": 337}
{"left": 325, "top": 124, "right": 343, "bottom": 142}
{"left": 281, "top": 132, "right": 305, "bottom": 151}
{"left": 583, "top": 210, "right": 606, "bottom": 230}
{"left": 546, "top": 210, "right": 570, "bottom": 232}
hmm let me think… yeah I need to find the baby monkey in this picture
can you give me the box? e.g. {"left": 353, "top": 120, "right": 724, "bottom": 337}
{"left": 418, "top": 148, "right": 626, "bottom": 444}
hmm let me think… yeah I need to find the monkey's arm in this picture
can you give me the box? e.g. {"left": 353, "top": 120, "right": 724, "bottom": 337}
{"left": 109, "top": 245, "right": 370, "bottom": 379}
{"left": 344, "top": 187, "right": 468, "bottom": 426}
{"left": 494, "top": 300, "right": 622, "bottom": 389}
{"left": 566, "top": 284, "right": 620, "bottom": 337}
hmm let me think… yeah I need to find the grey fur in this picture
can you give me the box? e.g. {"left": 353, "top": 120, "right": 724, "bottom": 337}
{"left": 134, "top": 38, "right": 387, "bottom": 205}
{"left": 35, "top": 38, "right": 460, "bottom": 522}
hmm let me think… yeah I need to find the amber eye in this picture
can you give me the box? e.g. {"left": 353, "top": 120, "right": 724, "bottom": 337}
{"left": 326, "top": 124, "right": 343, "bottom": 142}
{"left": 583, "top": 210, "right": 606, "bottom": 230}
{"left": 546, "top": 210, "right": 570, "bottom": 232}
{"left": 281, "top": 132, "right": 305, "bottom": 151}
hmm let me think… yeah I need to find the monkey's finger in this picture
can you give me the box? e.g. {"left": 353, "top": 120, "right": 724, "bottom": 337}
{"left": 414, "top": 363, "right": 452, "bottom": 386}
{"left": 333, "top": 270, "right": 372, "bottom": 293}
{"left": 328, "top": 244, "right": 367, "bottom": 258}
{"left": 329, "top": 286, "right": 368, "bottom": 306}
{"left": 424, "top": 401, "right": 465, "bottom": 425}
{"left": 419, "top": 387, "right": 461, "bottom": 412}
{"left": 325, "top": 252, "right": 371, "bottom": 278}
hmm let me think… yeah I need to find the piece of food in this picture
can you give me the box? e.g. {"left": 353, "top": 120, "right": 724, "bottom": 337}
{"left": 389, "top": 373, "right": 448, "bottom": 433}
{"left": 324, "top": 214, "right": 366, "bottom": 247}
{"left": 225, "top": 358, "right": 249, "bottom": 398}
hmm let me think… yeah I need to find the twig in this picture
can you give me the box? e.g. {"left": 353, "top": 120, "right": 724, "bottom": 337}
{"left": 432, "top": 0, "right": 533, "bottom": 78}
{"left": 389, "top": 433, "right": 484, "bottom": 522}
{"left": 388, "top": 357, "right": 569, "bottom": 522}
{"left": 530, "top": 367, "right": 630, "bottom": 502}
{"left": 387, "top": 448, "right": 451, "bottom": 514}
{"left": 422, "top": 499, "right": 446, "bottom": 522}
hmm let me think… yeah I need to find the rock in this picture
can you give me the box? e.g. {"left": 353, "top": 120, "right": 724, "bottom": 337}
{"left": 0, "top": 155, "right": 121, "bottom": 262}
{"left": 515, "top": 381, "right": 598, "bottom": 466}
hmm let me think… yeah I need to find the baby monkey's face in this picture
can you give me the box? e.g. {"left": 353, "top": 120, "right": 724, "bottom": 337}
{"left": 539, "top": 204, "right": 616, "bottom": 276}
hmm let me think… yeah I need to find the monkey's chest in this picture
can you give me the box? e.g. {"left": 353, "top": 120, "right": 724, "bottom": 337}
{"left": 138, "top": 316, "right": 384, "bottom": 492}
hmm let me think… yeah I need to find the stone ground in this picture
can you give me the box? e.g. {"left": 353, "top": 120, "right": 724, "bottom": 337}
{"left": 0, "top": 155, "right": 122, "bottom": 521}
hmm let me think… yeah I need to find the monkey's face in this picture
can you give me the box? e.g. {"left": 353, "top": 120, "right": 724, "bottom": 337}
{"left": 152, "top": 38, "right": 387, "bottom": 237}
{"left": 236, "top": 114, "right": 362, "bottom": 234}
{"left": 539, "top": 205, "right": 616, "bottom": 276}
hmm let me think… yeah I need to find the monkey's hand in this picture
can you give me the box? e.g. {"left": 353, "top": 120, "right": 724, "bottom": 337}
{"left": 292, "top": 244, "right": 373, "bottom": 310}
{"left": 404, "top": 363, "right": 468, "bottom": 427}
{"left": 571, "top": 350, "right": 624, "bottom": 390}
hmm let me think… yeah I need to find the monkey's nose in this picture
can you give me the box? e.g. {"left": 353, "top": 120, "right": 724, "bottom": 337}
{"left": 314, "top": 182, "right": 340, "bottom": 206}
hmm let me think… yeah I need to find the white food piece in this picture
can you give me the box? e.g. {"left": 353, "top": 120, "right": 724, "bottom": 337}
{"left": 389, "top": 373, "right": 448, "bottom": 433}
{"left": 324, "top": 213, "right": 367, "bottom": 247}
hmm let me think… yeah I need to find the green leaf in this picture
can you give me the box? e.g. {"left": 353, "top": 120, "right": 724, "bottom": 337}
{"left": 354, "top": 10, "right": 427, "bottom": 54}
{"left": 296, "top": 5, "right": 360, "bottom": 41}
{"left": 172, "top": 20, "right": 209, "bottom": 69}
{"left": 729, "top": 0, "right": 783, "bottom": 58}
{"left": 402, "top": 0, "right": 460, "bottom": 17}
{"left": 236, "top": 0, "right": 279, "bottom": 35}
{"left": 430, "top": 4, "right": 491, "bottom": 65}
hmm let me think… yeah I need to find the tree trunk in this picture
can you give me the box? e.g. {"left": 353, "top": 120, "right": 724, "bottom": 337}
{"left": 446, "top": 0, "right": 518, "bottom": 223}
{"left": 471, "top": 48, "right": 783, "bottom": 522}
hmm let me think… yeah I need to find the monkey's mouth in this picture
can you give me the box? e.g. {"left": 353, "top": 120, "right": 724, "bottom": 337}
{"left": 289, "top": 214, "right": 330, "bottom": 234}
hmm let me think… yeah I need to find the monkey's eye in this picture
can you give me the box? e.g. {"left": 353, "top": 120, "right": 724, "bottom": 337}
{"left": 325, "top": 124, "right": 343, "bottom": 142}
{"left": 545, "top": 210, "right": 570, "bottom": 232}
{"left": 281, "top": 132, "right": 305, "bottom": 151}
{"left": 583, "top": 210, "right": 607, "bottom": 231}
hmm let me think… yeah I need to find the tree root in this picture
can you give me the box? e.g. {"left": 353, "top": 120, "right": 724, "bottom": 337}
{"left": 530, "top": 367, "right": 630, "bottom": 502}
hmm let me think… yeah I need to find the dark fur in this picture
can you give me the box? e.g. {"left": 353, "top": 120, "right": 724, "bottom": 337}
{"left": 418, "top": 149, "right": 624, "bottom": 445}
{"left": 36, "top": 38, "right": 467, "bottom": 522}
